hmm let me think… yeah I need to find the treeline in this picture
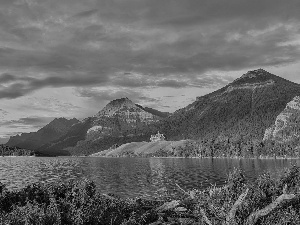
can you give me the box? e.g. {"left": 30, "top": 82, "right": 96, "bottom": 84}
{"left": 0, "top": 144, "right": 34, "bottom": 156}
{"left": 144, "top": 138, "right": 300, "bottom": 158}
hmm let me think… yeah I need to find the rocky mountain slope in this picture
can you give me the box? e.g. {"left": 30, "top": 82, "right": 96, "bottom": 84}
{"left": 6, "top": 118, "right": 79, "bottom": 151}
{"left": 160, "top": 69, "right": 300, "bottom": 145}
{"left": 38, "top": 98, "right": 168, "bottom": 156}
{"left": 263, "top": 96, "right": 300, "bottom": 143}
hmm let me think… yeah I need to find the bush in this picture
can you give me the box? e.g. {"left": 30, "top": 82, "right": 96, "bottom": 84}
{"left": 1, "top": 166, "right": 300, "bottom": 224}
{"left": 0, "top": 180, "right": 160, "bottom": 225}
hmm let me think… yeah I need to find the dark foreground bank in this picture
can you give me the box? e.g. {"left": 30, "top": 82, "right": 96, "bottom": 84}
{"left": 1, "top": 166, "right": 300, "bottom": 225}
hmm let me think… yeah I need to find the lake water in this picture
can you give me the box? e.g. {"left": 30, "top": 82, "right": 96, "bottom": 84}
{"left": 0, "top": 157, "right": 299, "bottom": 199}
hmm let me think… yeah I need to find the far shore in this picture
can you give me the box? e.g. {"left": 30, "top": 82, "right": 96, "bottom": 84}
{"left": 88, "top": 139, "right": 300, "bottom": 159}
{"left": 3, "top": 154, "right": 298, "bottom": 160}
{"left": 1, "top": 155, "right": 35, "bottom": 157}
{"left": 87, "top": 155, "right": 300, "bottom": 160}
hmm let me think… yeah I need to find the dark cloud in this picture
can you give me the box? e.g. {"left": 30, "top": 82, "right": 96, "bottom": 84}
{"left": 137, "top": 96, "right": 159, "bottom": 103}
{"left": 72, "top": 9, "right": 99, "bottom": 19}
{"left": 0, "top": 109, "right": 8, "bottom": 115}
{"left": 0, "top": 71, "right": 233, "bottom": 100}
{"left": 75, "top": 87, "right": 161, "bottom": 108}
{"left": 14, "top": 97, "right": 82, "bottom": 114}
{"left": 0, "top": 73, "right": 108, "bottom": 99}
{"left": 191, "top": 75, "right": 235, "bottom": 88}
{"left": 0, "top": 116, "right": 56, "bottom": 129}
{"left": 76, "top": 88, "right": 147, "bottom": 102}
{"left": 149, "top": 0, "right": 300, "bottom": 29}
{"left": 0, "top": 0, "right": 299, "bottom": 98}
{"left": 112, "top": 73, "right": 235, "bottom": 89}
{"left": 0, "top": 73, "right": 16, "bottom": 83}
{"left": 111, "top": 74, "right": 189, "bottom": 88}
{"left": 156, "top": 79, "right": 191, "bottom": 88}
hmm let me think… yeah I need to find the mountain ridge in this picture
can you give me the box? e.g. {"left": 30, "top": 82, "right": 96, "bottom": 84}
{"left": 6, "top": 117, "right": 79, "bottom": 151}
{"left": 160, "top": 69, "right": 300, "bottom": 143}
{"left": 37, "top": 101, "right": 168, "bottom": 156}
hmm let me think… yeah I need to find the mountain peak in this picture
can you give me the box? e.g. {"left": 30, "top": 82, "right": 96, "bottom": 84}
{"left": 241, "top": 68, "right": 269, "bottom": 78}
{"left": 231, "top": 68, "right": 278, "bottom": 86}
{"left": 95, "top": 97, "right": 137, "bottom": 117}
{"left": 45, "top": 117, "right": 79, "bottom": 129}
{"left": 107, "top": 97, "right": 133, "bottom": 106}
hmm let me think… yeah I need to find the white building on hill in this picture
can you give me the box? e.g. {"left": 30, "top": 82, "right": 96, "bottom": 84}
{"left": 150, "top": 131, "right": 165, "bottom": 142}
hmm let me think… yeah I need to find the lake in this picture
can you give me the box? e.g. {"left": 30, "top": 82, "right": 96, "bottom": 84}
{"left": 0, "top": 157, "right": 299, "bottom": 199}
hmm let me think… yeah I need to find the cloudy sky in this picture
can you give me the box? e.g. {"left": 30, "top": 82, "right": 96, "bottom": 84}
{"left": 0, "top": 0, "right": 300, "bottom": 142}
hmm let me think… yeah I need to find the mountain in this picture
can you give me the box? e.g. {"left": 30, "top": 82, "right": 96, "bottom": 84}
{"left": 36, "top": 117, "right": 95, "bottom": 156}
{"left": 27, "top": 69, "right": 300, "bottom": 157}
{"left": 0, "top": 137, "right": 9, "bottom": 144}
{"left": 6, "top": 118, "right": 79, "bottom": 151}
{"left": 263, "top": 96, "right": 300, "bottom": 143}
{"left": 135, "top": 104, "right": 170, "bottom": 118}
{"left": 160, "top": 69, "right": 300, "bottom": 144}
{"left": 6, "top": 133, "right": 33, "bottom": 147}
{"left": 38, "top": 98, "right": 168, "bottom": 156}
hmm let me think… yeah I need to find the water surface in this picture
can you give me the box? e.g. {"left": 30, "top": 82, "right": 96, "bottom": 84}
{"left": 0, "top": 157, "right": 298, "bottom": 198}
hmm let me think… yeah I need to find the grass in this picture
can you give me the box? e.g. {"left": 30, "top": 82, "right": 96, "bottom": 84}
{"left": 1, "top": 166, "right": 300, "bottom": 224}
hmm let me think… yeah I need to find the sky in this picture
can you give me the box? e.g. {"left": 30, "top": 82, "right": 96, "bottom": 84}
{"left": 0, "top": 0, "right": 300, "bottom": 142}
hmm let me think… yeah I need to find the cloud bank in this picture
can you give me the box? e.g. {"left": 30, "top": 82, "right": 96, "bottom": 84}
{"left": 0, "top": 0, "right": 299, "bottom": 100}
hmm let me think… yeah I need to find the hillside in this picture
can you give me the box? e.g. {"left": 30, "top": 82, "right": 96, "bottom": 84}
{"left": 38, "top": 98, "right": 168, "bottom": 156}
{"left": 264, "top": 96, "right": 300, "bottom": 143}
{"left": 90, "top": 140, "right": 194, "bottom": 157}
{"left": 36, "top": 117, "right": 95, "bottom": 156}
{"left": 6, "top": 118, "right": 79, "bottom": 151}
{"left": 160, "top": 69, "right": 300, "bottom": 145}
{"left": 135, "top": 104, "right": 170, "bottom": 118}
{"left": 259, "top": 96, "right": 300, "bottom": 157}
{"left": 6, "top": 133, "right": 32, "bottom": 147}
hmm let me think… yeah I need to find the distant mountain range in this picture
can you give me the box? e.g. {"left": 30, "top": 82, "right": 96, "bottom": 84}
{"left": 6, "top": 69, "right": 300, "bottom": 156}
{"left": 6, "top": 118, "right": 79, "bottom": 153}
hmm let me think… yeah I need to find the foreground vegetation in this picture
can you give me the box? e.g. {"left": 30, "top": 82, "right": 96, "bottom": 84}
{"left": 1, "top": 166, "right": 300, "bottom": 224}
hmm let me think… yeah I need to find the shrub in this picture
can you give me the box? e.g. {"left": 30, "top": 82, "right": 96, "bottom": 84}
{"left": 1, "top": 166, "right": 300, "bottom": 224}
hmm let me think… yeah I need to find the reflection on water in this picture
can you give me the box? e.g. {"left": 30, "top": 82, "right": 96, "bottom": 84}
{"left": 0, "top": 157, "right": 299, "bottom": 198}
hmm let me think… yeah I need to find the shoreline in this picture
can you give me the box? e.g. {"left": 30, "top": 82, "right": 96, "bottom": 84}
{"left": 88, "top": 155, "right": 300, "bottom": 160}
{"left": 3, "top": 154, "right": 298, "bottom": 160}
{"left": 0, "top": 155, "right": 35, "bottom": 157}
{"left": 88, "top": 140, "right": 300, "bottom": 159}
